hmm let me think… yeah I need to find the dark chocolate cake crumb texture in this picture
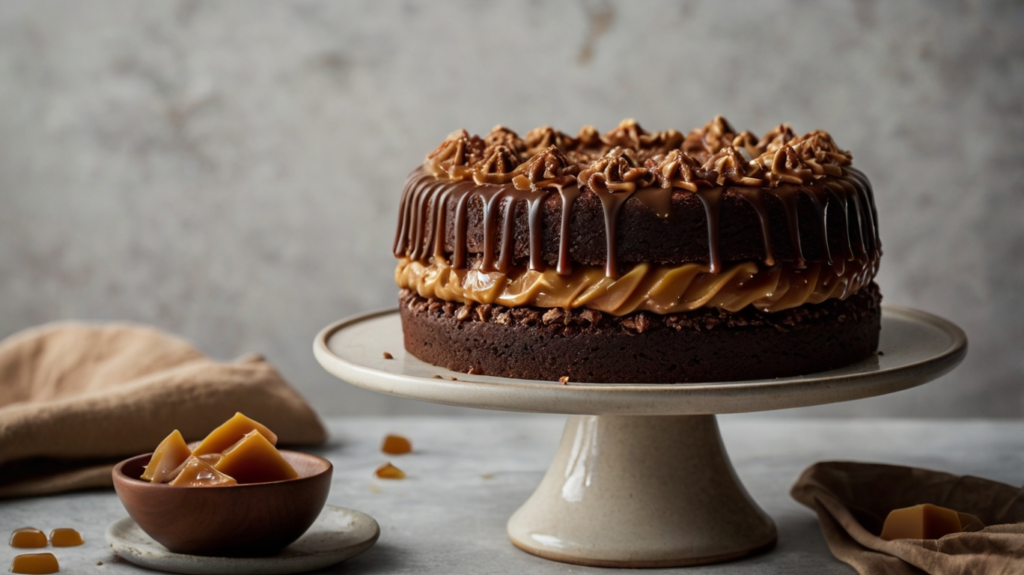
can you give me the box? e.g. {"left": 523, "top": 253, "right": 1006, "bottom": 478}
{"left": 400, "top": 285, "right": 881, "bottom": 383}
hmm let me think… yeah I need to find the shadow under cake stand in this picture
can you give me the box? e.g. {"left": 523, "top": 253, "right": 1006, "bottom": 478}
{"left": 313, "top": 304, "right": 966, "bottom": 568}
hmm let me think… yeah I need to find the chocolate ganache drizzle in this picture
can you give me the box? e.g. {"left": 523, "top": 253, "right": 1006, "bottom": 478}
{"left": 394, "top": 118, "right": 880, "bottom": 314}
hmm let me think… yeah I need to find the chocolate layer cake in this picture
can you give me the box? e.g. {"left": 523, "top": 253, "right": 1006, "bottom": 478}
{"left": 393, "top": 117, "right": 881, "bottom": 383}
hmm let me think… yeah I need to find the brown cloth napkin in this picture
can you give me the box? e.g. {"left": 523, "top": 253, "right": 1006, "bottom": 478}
{"left": 791, "top": 461, "right": 1024, "bottom": 575}
{"left": 0, "top": 322, "right": 327, "bottom": 498}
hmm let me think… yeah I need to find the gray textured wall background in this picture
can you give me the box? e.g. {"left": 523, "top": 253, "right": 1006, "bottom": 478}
{"left": 1, "top": 1, "right": 1021, "bottom": 417}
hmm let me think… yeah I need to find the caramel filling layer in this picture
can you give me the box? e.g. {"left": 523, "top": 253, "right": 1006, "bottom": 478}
{"left": 396, "top": 256, "right": 876, "bottom": 316}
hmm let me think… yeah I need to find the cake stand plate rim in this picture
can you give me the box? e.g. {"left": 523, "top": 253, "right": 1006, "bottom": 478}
{"left": 313, "top": 304, "right": 966, "bottom": 415}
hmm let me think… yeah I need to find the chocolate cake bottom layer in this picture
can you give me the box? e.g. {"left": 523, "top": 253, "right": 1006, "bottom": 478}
{"left": 399, "top": 283, "right": 881, "bottom": 384}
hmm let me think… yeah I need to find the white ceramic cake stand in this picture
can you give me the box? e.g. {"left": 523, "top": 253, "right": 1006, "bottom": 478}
{"left": 313, "top": 304, "right": 966, "bottom": 568}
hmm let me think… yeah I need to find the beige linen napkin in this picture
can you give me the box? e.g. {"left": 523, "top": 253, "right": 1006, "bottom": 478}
{"left": 0, "top": 322, "right": 327, "bottom": 498}
{"left": 791, "top": 461, "right": 1024, "bottom": 575}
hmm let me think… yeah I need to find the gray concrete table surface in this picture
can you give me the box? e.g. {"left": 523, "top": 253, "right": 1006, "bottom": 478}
{"left": 1, "top": 416, "right": 1021, "bottom": 574}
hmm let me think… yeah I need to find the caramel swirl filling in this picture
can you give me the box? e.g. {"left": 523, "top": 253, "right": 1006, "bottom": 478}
{"left": 396, "top": 256, "right": 877, "bottom": 316}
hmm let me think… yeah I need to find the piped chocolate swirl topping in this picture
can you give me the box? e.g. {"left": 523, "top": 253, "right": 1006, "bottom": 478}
{"left": 394, "top": 118, "right": 880, "bottom": 282}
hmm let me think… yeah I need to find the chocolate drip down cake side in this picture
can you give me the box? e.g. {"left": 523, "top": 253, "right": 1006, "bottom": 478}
{"left": 393, "top": 117, "right": 881, "bottom": 383}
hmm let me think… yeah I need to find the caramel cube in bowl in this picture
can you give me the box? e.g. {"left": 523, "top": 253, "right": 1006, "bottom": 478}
{"left": 169, "top": 456, "right": 238, "bottom": 487}
{"left": 141, "top": 430, "right": 192, "bottom": 483}
{"left": 191, "top": 412, "right": 278, "bottom": 456}
{"left": 214, "top": 430, "right": 298, "bottom": 484}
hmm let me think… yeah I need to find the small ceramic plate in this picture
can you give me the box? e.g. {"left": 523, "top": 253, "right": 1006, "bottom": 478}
{"left": 106, "top": 505, "right": 379, "bottom": 575}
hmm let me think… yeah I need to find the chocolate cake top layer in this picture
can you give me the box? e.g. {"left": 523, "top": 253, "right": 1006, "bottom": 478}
{"left": 394, "top": 117, "right": 880, "bottom": 277}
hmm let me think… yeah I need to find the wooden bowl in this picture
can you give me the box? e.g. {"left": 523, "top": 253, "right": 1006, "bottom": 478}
{"left": 112, "top": 450, "right": 332, "bottom": 556}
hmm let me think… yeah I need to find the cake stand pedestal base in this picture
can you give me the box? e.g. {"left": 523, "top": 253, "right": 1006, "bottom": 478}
{"left": 507, "top": 415, "right": 776, "bottom": 568}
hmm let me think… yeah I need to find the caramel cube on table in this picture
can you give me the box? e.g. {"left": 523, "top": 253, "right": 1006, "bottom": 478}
{"left": 214, "top": 430, "right": 298, "bottom": 484}
{"left": 48, "top": 528, "right": 84, "bottom": 547}
{"left": 191, "top": 412, "right": 278, "bottom": 456}
{"left": 9, "top": 528, "right": 47, "bottom": 549}
{"left": 880, "top": 503, "right": 963, "bottom": 540}
{"left": 375, "top": 462, "right": 406, "bottom": 479}
{"left": 141, "top": 429, "right": 192, "bottom": 483}
{"left": 381, "top": 434, "right": 412, "bottom": 455}
{"left": 10, "top": 553, "right": 59, "bottom": 574}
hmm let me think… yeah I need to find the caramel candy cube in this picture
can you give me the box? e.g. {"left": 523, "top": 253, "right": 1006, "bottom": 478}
{"left": 381, "top": 434, "right": 412, "bottom": 455}
{"left": 881, "top": 503, "right": 963, "bottom": 540}
{"left": 10, "top": 553, "right": 59, "bottom": 574}
{"left": 9, "top": 527, "right": 47, "bottom": 548}
{"left": 375, "top": 462, "right": 406, "bottom": 480}
{"left": 48, "top": 528, "right": 83, "bottom": 547}
{"left": 191, "top": 412, "right": 278, "bottom": 457}
{"left": 167, "top": 452, "right": 223, "bottom": 481}
{"left": 141, "top": 429, "right": 192, "bottom": 483}
{"left": 169, "top": 456, "right": 238, "bottom": 487}
{"left": 214, "top": 430, "right": 298, "bottom": 484}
